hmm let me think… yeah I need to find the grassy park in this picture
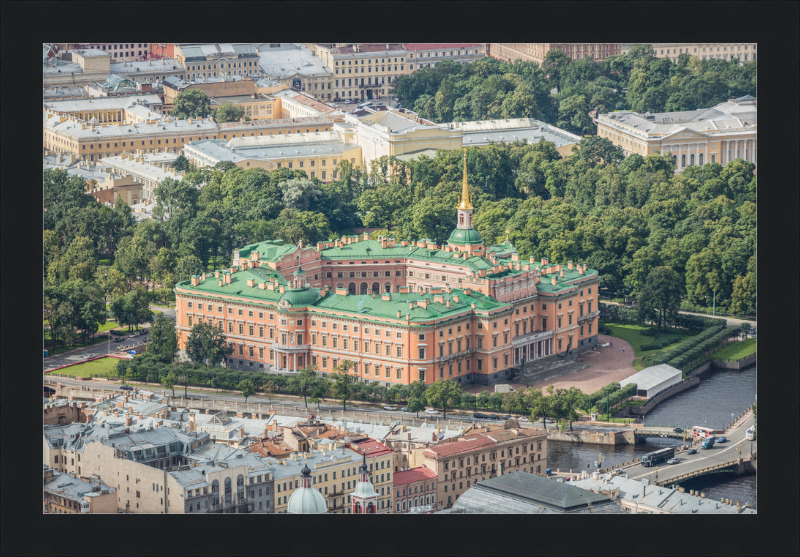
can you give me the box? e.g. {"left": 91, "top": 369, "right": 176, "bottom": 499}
{"left": 604, "top": 322, "right": 697, "bottom": 370}
{"left": 50, "top": 357, "right": 120, "bottom": 378}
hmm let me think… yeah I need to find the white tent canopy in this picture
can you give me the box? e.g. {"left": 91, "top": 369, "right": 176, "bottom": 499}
{"left": 620, "top": 364, "right": 682, "bottom": 398}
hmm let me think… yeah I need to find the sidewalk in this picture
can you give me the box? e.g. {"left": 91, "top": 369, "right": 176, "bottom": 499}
{"left": 601, "top": 301, "right": 757, "bottom": 328}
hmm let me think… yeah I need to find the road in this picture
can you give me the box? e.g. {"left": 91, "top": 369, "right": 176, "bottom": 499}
{"left": 618, "top": 414, "right": 755, "bottom": 485}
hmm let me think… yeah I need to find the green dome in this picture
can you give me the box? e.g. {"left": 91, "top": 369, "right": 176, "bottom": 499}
{"left": 279, "top": 286, "right": 320, "bottom": 307}
{"left": 293, "top": 265, "right": 307, "bottom": 276}
{"left": 448, "top": 227, "right": 484, "bottom": 246}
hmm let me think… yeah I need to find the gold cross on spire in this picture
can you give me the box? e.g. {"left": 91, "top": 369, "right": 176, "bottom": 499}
{"left": 458, "top": 147, "right": 474, "bottom": 210}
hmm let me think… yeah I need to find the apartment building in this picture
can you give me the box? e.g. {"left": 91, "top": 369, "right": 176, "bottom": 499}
{"left": 315, "top": 43, "right": 408, "bottom": 102}
{"left": 267, "top": 439, "right": 393, "bottom": 514}
{"left": 486, "top": 43, "right": 621, "bottom": 63}
{"left": 43, "top": 466, "right": 117, "bottom": 514}
{"left": 256, "top": 43, "right": 334, "bottom": 101}
{"left": 393, "top": 466, "right": 438, "bottom": 513}
{"left": 419, "top": 427, "right": 549, "bottom": 510}
{"left": 404, "top": 43, "right": 484, "bottom": 70}
{"left": 43, "top": 94, "right": 163, "bottom": 124}
{"left": 175, "top": 43, "right": 263, "bottom": 80}
{"left": 68, "top": 43, "right": 152, "bottom": 62}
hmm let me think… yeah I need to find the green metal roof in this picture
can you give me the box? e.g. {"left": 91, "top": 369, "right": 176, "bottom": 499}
{"left": 238, "top": 240, "right": 297, "bottom": 262}
{"left": 280, "top": 286, "right": 319, "bottom": 307}
{"left": 447, "top": 228, "right": 484, "bottom": 246}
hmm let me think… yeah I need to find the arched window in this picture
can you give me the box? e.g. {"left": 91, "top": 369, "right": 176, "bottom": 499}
{"left": 236, "top": 474, "right": 245, "bottom": 500}
{"left": 681, "top": 154, "right": 686, "bottom": 168}
{"left": 354, "top": 502, "right": 362, "bottom": 513}
{"left": 690, "top": 154, "right": 695, "bottom": 166}
{"left": 371, "top": 282, "right": 380, "bottom": 294}
{"left": 698, "top": 153, "right": 704, "bottom": 165}
{"left": 348, "top": 282, "right": 356, "bottom": 295}
{"left": 360, "top": 282, "right": 368, "bottom": 295}
{"left": 384, "top": 282, "right": 391, "bottom": 293}
{"left": 224, "top": 478, "right": 232, "bottom": 503}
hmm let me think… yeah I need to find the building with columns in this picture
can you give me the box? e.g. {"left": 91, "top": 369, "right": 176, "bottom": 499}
{"left": 485, "top": 43, "right": 621, "bottom": 63}
{"left": 643, "top": 43, "right": 757, "bottom": 64}
{"left": 173, "top": 151, "right": 600, "bottom": 383}
{"left": 594, "top": 96, "right": 757, "bottom": 173}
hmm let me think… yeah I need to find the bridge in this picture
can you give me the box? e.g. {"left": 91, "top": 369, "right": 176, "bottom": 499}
{"left": 612, "top": 413, "right": 756, "bottom": 487}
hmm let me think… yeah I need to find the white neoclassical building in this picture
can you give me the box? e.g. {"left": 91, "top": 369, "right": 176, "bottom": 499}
{"left": 594, "top": 95, "right": 757, "bottom": 173}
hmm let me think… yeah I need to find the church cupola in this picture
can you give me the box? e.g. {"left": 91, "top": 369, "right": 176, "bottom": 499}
{"left": 447, "top": 148, "right": 484, "bottom": 253}
{"left": 351, "top": 450, "right": 379, "bottom": 514}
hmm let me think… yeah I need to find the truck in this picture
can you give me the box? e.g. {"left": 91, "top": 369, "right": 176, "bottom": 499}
{"left": 701, "top": 436, "right": 715, "bottom": 449}
{"left": 641, "top": 447, "right": 675, "bottom": 467}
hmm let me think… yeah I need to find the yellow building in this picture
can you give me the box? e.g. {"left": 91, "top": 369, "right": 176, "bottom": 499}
{"left": 486, "top": 43, "right": 622, "bottom": 63}
{"left": 43, "top": 94, "right": 163, "bottom": 124}
{"left": 315, "top": 43, "right": 409, "bottom": 102}
{"left": 270, "top": 441, "right": 393, "bottom": 514}
{"left": 646, "top": 43, "right": 757, "bottom": 64}
{"left": 174, "top": 43, "right": 263, "bottom": 80}
{"left": 594, "top": 96, "right": 757, "bottom": 172}
{"left": 43, "top": 111, "right": 219, "bottom": 160}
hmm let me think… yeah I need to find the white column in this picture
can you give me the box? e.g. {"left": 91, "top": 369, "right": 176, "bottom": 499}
{"left": 704, "top": 142, "right": 709, "bottom": 166}
{"left": 293, "top": 354, "right": 297, "bottom": 373}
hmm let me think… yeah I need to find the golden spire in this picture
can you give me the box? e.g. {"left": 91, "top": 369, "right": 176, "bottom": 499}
{"left": 458, "top": 147, "right": 474, "bottom": 211}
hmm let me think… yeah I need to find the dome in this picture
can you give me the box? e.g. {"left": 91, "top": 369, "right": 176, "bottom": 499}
{"left": 447, "top": 227, "right": 484, "bottom": 246}
{"left": 286, "top": 467, "right": 327, "bottom": 514}
{"left": 293, "top": 265, "right": 307, "bottom": 276}
{"left": 279, "top": 286, "right": 320, "bottom": 307}
{"left": 352, "top": 478, "right": 378, "bottom": 499}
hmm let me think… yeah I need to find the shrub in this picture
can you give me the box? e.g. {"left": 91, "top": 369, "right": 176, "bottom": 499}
{"left": 640, "top": 334, "right": 682, "bottom": 351}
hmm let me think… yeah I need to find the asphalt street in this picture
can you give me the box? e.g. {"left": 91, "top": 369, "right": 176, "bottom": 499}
{"left": 620, "top": 414, "right": 755, "bottom": 484}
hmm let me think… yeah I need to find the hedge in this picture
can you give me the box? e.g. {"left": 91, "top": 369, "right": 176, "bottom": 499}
{"left": 668, "top": 328, "right": 739, "bottom": 369}
{"left": 640, "top": 334, "right": 682, "bottom": 351}
{"left": 650, "top": 322, "right": 727, "bottom": 366}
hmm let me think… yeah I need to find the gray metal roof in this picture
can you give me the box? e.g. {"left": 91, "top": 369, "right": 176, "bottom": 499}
{"left": 572, "top": 475, "right": 756, "bottom": 514}
{"left": 449, "top": 472, "right": 624, "bottom": 514}
{"left": 43, "top": 112, "right": 217, "bottom": 139}
{"left": 43, "top": 94, "right": 162, "bottom": 113}
{"left": 44, "top": 472, "right": 114, "bottom": 499}
{"left": 257, "top": 44, "right": 331, "bottom": 78}
{"left": 110, "top": 59, "right": 182, "bottom": 75}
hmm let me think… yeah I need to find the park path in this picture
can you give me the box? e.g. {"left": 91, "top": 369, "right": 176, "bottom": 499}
{"left": 601, "top": 301, "right": 756, "bottom": 329}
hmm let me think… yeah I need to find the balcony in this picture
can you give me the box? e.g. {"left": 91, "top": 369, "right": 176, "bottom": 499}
{"left": 511, "top": 329, "right": 554, "bottom": 347}
{"left": 434, "top": 348, "right": 476, "bottom": 364}
{"left": 578, "top": 310, "right": 600, "bottom": 323}
{"left": 270, "top": 343, "right": 309, "bottom": 352}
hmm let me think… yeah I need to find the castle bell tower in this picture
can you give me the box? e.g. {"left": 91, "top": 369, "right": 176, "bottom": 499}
{"left": 456, "top": 147, "right": 474, "bottom": 229}
{"left": 447, "top": 148, "right": 484, "bottom": 254}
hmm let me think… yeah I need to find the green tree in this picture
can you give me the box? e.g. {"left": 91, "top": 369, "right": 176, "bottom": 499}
{"left": 237, "top": 379, "right": 255, "bottom": 403}
{"left": 215, "top": 102, "right": 247, "bottom": 123}
{"left": 171, "top": 155, "right": 192, "bottom": 172}
{"left": 148, "top": 313, "right": 178, "bottom": 364}
{"left": 424, "top": 380, "right": 463, "bottom": 420}
{"left": 109, "top": 287, "right": 152, "bottom": 332}
{"left": 637, "top": 266, "right": 683, "bottom": 330}
{"left": 557, "top": 94, "right": 593, "bottom": 135}
{"left": 552, "top": 387, "right": 584, "bottom": 431}
{"left": 263, "top": 380, "right": 276, "bottom": 406}
{"left": 161, "top": 370, "right": 179, "bottom": 397}
{"left": 174, "top": 254, "right": 205, "bottom": 282}
{"left": 185, "top": 322, "right": 233, "bottom": 366}
{"left": 288, "top": 367, "right": 318, "bottom": 409}
{"left": 114, "top": 236, "right": 157, "bottom": 288}
{"left": 330, "top": 360, "right": 356, "bottom": 411}
{"left": 170, "top": 89, "right": 212, "bottom": 119}
{"left": 95, "top": 267, "right": 127, "bottom": 304}
{"left": 407, "top": 397, "right": 425, "bottom": 419}
{"left": 46, "top": 236, "right": 97, "bottom": 286}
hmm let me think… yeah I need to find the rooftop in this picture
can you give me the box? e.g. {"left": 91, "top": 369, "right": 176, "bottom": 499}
{"left": 449, "top": 472, "right": 624, "bottom": 514}
{"left": 43, "top": 112, "right": 217, "bottom": 139}
{"left": 461, "top": 118, "right": 582, "bottom": 148}
{"left": 110, "top": 59, "right": 182, "bottom": 75}
{"left": 217, "top": 115, "right": 336, "bottom": 131}
{"left": 393, "top": 466, "right": 438, "bottom": 486}
{"left": 330, "top": 44, "right": 406, "bottom": 55}
{"left": 100, "top": 155, "right": 183, "bottom": 183}
{"left": 349, "top": 438, "right": 392, "bottom": 458}
{"left": 256, "top": 43, "right": 332, "bottom": 78}
{"left": 44, "top": 470, "right": 115, "bottom": 500}
{"left": 44, "top": 95, "right": 162, "bottom": 115}
{"left": 185, "top": 134, "right": 356, "bottom": 165}
{"left": 619, "top": 364, "right": 682, "bottom": 391}
{"left": 572, "top": 474, "right": 756, "bottom": 514}
{"left": 403, "top": 43, "right": 482, "bottom": 51}
{"left": 179, "top": 43, "right": 258, "bottom": 61}
{"left": 598, "top": 96, "right": 757, "bottom": 135}
{"left": 274, "top": 89, "right": 339, "bottom": 115}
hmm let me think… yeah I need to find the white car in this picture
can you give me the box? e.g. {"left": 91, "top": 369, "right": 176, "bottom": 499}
{"left": 425, "top": 408, "right": 440, "bottom": 415}
{"left": 383, "top": 405, "right": 398, "bottom": 411}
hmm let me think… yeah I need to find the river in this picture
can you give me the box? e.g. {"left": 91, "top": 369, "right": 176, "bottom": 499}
{"left": 547, "top": 364, "right": 757, "bottom": 509}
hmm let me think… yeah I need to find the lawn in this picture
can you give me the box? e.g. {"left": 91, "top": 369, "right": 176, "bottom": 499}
{"left": 708, "top": 339, "right": 757, "bottom": 360}
{"left": 604, "top": 322, "right": 697, "bottom": 358}
{"left": 44, "top": 334, "right": 111, "bottom": 356}
{"left": 97, "top": 320, "right": 120, "bottom": 333}
{"left": 52, "top": 357, "right": 120, "bottom": 378}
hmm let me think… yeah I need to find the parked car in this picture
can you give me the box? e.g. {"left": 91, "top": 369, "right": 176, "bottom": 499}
{"left": 666, "top": 458, "right": 680, "bottom": 464}
{"left": 119, "top": 385, "right": 134, "bottom": 391}
{"left": 673, "top": 427, "right": 684, "bottom": 433}
{"left": 613, "top": 468, "right": 623, "bottom": 476}
{"left": 113, "top": 338, "right": 124, "bottom": 343}
{"left": 383, "top": 405, "right": 398, "bottom": 411}
{"left": 519, "top": 416, "right": 530, "bottom": 422}
{"left": 489, "top": 415, "right": 501, "bottom": 420}
{"left": 425, "top": 408, "right": 440, "bottom": 415}
{"left": 472, "top": 413, "right": 488, "bottom": 419}
{"left": 400, "top": 407, "right": 408, "bottom": 412}
{"left": 501, "top": 415, "right": 512, "bottom": 420}
{"left": 687, "top": 448, "right": 697, "bottom": 455}
{"left": 716, "top": 436, "right": 727, "bottom": 443}
{"left": 141, "top": 328, "right": 148, "bottom": 334}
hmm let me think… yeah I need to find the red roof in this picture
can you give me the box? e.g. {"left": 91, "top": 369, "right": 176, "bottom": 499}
{"left": 423, "top": 436, "right": 495, "bottom": 458}
{"left": 403, "top": 43, "right": 481, "bottom": 51}
{"left": 393, "top": 466, "right": 438, "bottom": 486}
{"left": 350, "top": 438, "right": 392, "bottom": 458}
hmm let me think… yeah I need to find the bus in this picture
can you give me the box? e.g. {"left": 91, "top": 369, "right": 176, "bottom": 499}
{"left": 641, "top": 447, "right": 675, "bottom": 467}
{"left": 692, "top": 426, "right": 716, "bottom": 438}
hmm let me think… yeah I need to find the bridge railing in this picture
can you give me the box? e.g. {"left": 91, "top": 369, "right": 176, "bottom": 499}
{"left": 657, "top": 459, "right": 743, "bottom": 486}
